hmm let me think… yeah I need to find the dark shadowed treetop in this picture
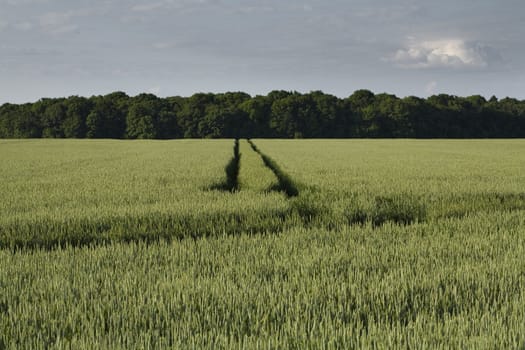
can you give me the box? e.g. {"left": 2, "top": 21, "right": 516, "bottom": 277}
{"left": 1, "top": 90, "right": 525, "bottom": 139}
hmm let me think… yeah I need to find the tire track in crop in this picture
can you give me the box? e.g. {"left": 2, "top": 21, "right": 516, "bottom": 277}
{"left": 225, "top": 139, "right": 241, "bottom": 192}
{"left": 246, "top": 140, "right": 429, "bottom": 227}
{"left": 238, "top": 139, "right": 280, "bottom": 193}
{"left": 211, "top": 139, "right": 240, "bottom": 192}
{"left": 247, "top": 139, "right": 299, "bottom": 197}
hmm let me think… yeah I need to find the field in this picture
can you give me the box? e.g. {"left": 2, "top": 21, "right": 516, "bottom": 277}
{"left": 1, "top": 139, "right": 525, "bottom": 348}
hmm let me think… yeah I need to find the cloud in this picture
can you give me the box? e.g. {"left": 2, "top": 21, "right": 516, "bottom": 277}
{"left": 303, "top": 4, "right": 313, "bottom": 12}
{"left": 39, "top": 12, "right": 73, "bottom": 27}
{"left": 130, "top": 0, "right": 216, "bottom": 14}
{"left": 14, "top": 21, "right": 33, "bottom": 31}
{"left": 387, "top": 39, "right": 500, "bottom": 69}
{"left": 131, "top": 2, "right": 164, "bottom": 12}
{"left": 37, "top": 9, "right": 98, "bottom": 34}
{"left": 232, "top": 5, "right": 275, "bottom": 14}
{"left": 147, "top": 86, "right": 161, "bottom": 95}
{"left": 425, "top": 81, "right": 437, "bottom": 94}
{"left": 0, "top": 20, "right": 7, "bottom": 31}
{"left": 152, "top": 42, "right": 176, "bottom": 50}
{"left": 50, "top": 24, "right": 78, "bottom": 34}
{"left": 3, "top": 0, "right": 49, "bottom": 4}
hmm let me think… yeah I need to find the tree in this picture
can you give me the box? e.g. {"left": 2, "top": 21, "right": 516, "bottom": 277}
{"left": 178, "top": 93, "right": 215, "bottom": 138}
{"left": 62, "top": 96, "right": 92, "bottom": 138}
{"left": 126, "top": 94, "right": 162, "bottom": 139}
{"left": 86, "top": 110, "right": 103, "bottom": 138}
{"left": 86, "top": 93, "right": 128, "bottom": 138}
{"left": 270, "top": 93, "right": 320, "bottom": 138}
{"left": 239, "top": 95, "right": 273, "bottom": 137}
{"left": 309, "top": 91, "right": 340, "bottom": 137}
{"left": 38, "top": 99, "right": 66, "bottom": 138}
{"left": 347, "top": 90, "right": 375, "bottom": 136}
{"left": 1, "top": 89, "right": 525, "bottom": 139}
{"left": 0, "top": 104, "right": 42, "bottom": 138}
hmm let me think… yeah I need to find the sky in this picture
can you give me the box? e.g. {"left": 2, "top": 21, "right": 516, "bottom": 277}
{"left": 0, "top": 0, "right": 524, "bottom": 104}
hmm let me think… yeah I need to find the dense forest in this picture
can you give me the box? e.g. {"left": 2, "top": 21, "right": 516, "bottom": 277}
{"left": 1, "top": 90, "right": 525, "bottom": 139}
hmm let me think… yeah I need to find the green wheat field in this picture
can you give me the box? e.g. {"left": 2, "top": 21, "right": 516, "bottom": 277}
{"left": 1, "top": 139, "right": 525, "bottom": 349}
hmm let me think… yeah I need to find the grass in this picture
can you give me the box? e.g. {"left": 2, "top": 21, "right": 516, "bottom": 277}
{"left": 0, "top": 139, "right": 291, "bottom": 248}
{"left": 1, "top": 212, "right": 524, "bottom": 349}
{"left": 253, "top": 139, "right": 525, "bottom": 221}
{"left": 1, "top": 139, "right": 525, "bottom": 348}
{"left": 237, "top": 139, "right": 279, "bottom": 193}
{"left": 248, "top": 139, "right": 299, "bottom": 197}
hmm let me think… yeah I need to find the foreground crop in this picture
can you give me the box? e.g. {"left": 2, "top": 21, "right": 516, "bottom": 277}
{"left": 1, "top": 139, "right": 524, "bottom": 348}
{"left": 1, "top": 212, "right": 524, "bottom": 349}
{"left": 2, "top": 139, "right": 525, "bottom": 248}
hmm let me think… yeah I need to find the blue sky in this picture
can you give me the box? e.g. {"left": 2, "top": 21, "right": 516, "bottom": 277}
{"left": 0, "top": 0, "right": 524, "bottom": 103}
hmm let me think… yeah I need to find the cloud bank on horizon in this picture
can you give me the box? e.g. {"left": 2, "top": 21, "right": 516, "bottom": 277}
{"left": 0, "top": 0, "right": 523, "bottom": 103}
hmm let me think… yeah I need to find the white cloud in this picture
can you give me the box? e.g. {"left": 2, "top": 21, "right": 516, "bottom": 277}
{"left": 14, "top": 21, "right": 33, "bottom": 31}
{"left": 425, "top": 81, "right": 437, "bottom": 94}
{"left": 3, "top": 0, "right": 50, "bottom": 4}
{"left": 233, "top": 6, "right": 275, "bottom": 14}
{"left": 50, "top": 24, "right": 78, "bottom": 34}
{"left": 387, "top": 39, "right": 498, "bottom": 69}
{"left": 130, "top": 0, "right": 215, "bottom": 14}
{"left": 37, "top": 9, "right": 96, "bottom": 34}
{"left": 148, "top": 86, "right": 161, "bottom": 95}
{"left": 39, "top": 12, "right": 73, "bottom": 27}
{"left": 131, "top": 2, "right": 164, "bottom": 12}
{"left": 152, "top": 42, "right": 176, "bottom": 50}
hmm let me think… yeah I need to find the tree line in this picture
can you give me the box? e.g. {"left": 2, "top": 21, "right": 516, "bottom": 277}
{"left": 1, "top": 90, "right": 525, "bottom": 139}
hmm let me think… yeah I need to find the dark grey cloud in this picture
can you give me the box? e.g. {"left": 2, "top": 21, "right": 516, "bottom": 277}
{"left": 0, "top": 0, "right": 524, "bottom": 103}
